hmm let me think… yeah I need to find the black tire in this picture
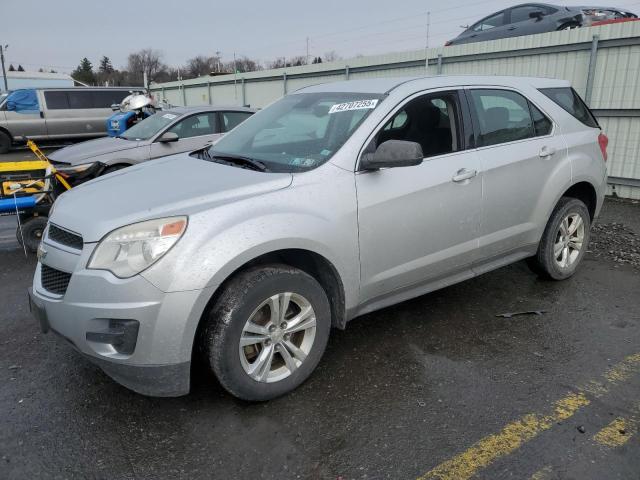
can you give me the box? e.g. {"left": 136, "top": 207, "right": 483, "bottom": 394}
{"left": 0, "top": 130, "right": 11, "bottom": 154}
{"left": 201, "top": 264, "right": 331, "bottom": 401}
{"left": 527, "top": 197, "right": 591, "bottom": 280}
{"left": 17, "top": 216, "right": 48, "bottom": 253}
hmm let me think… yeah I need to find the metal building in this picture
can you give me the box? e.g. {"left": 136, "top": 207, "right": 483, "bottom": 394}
{"left": 151, "top": 22, "right": 640, "bottom": 199}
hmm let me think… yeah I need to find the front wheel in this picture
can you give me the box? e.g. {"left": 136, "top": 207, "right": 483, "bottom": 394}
{"left": 201, "top": 265, "right": 331, "bottom": 401}
{"left": 527, "top": 197, "right": 591, "bottom": 280}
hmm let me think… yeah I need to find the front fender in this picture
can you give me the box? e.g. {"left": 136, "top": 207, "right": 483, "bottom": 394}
{"left": 140, "top": 167, "right": 360, "bottom": 312}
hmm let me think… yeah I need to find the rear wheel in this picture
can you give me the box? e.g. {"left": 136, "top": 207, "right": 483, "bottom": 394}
{"left": 0, "top": 131, "right": 11, "bottom": 154}
{"left": 201, "top": 264, "right": 331, "bottom": 401}
{"left": 527, "top": 197, "right": 591, "bottom": 280}
{"left": 16, "top": 216, "right": 48, "bottom": 252}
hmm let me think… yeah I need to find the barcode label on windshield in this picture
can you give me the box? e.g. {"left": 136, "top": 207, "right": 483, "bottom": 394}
{"left": 329, "top": 99, "right": 378, "bottom": 114}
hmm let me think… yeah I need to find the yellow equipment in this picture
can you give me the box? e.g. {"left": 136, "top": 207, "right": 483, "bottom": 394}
{"left": 0, "top": 140, "right": 72, "bottom": 252}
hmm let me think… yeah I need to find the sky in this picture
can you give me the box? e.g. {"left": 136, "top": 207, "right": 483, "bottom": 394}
{"left": 3, "top": 0, "right": 640, "bottom": 74}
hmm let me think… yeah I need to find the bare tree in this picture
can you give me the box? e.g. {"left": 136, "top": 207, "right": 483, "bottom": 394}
{"left": 267, "top": 57, "right": 288, "bottom": 69}
{"left": 223, "top": 56, "right": 262, "bottom": 74}
{"left": 323, "top": 51, "right": 341, "bottom": 62}
{"left": 185, "top": 55, "right": 224, "bottom": 78}
{"left": 127, "top": 48, "right": 167, "bottom": 85}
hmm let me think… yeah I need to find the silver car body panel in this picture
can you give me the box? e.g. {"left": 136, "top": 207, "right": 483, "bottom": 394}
{"left": 47, "top": 106, "right": 255, "bottom": 168}
{"left": 30, "top": 75, "right": 607, "bottom": 396}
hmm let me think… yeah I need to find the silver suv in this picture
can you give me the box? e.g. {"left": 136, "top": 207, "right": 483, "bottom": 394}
{"left": 29, "top": 76, "right": 608, "bottom": 401}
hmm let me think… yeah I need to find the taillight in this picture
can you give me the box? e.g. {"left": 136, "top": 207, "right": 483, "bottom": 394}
{"left": 444, "top": 40, "right": 453, "bottom": 47}
{"left": 598, "top": 132, "right": 608, "bottom": 162}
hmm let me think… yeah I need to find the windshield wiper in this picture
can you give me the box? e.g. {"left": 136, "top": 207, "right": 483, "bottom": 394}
{"left": 210, "top": 153, "right": 269, "bottom": 172}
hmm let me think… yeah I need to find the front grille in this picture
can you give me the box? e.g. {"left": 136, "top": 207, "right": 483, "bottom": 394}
{"left": 41, "top": 265, "right": 72, "bottom": 295}
{"left": 48, "top": 224, "right": 83, "bottom": 250}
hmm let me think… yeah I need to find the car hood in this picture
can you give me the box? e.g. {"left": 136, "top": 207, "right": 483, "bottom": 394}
{"left": 48, "top": 137, "right": 141, "bottom": 165}
{"left": 50, "top": 154, "right": 293, "bottom": 242}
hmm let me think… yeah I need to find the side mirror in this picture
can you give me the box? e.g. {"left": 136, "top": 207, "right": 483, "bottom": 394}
{"left": 529, "top": 10, "right": 544, "bottom": 20}
{"left": 6, "top": 101, "right": 16, "bottom": 111}
{"left": 360, "top": 140, "right": 424, "bottom": 170}
{"left": 157, "top": 132, "right": 179, "bottom": 143}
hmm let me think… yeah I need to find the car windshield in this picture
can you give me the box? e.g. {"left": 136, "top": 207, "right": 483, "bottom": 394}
{"left": 208, "top": 92, "right": 384, "bottom": 172}
{"left": 120, "top": 111, "right": 180, "bottom": 140}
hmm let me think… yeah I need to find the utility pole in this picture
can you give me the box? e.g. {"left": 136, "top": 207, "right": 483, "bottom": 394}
{"left": 0, "top": 45, "right": 8, "bottom": 92}
{"left": 215, "top": 50, "right": 222, "bottom": 73}
{"left": 233, "top": 52, "right": 238, "bottom": 101}
{"left": 426, "top": 11, "right": 431, "bottom": 50}
{"left": 306, "top": 37, "right": 311, "bottom": 64}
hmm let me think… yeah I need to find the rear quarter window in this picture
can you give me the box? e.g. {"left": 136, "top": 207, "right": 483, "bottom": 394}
{"left": 539, "top": 88, "right": 599, "bottom": 128}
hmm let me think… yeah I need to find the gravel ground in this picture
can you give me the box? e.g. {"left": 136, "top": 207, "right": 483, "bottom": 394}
{"left": 591, "top": 198, "right": 640, "bottom": 269}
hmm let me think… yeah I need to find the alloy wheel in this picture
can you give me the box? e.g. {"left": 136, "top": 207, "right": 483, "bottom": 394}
{"left": 239, "top": 292, "right": 317, "bottom": 383}
{"left": 553, "top": 212, "right": 585, "bottom": 268}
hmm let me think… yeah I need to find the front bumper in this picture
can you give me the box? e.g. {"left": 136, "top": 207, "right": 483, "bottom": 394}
{"left": 30, "top": 237, "right": 216, "bottom": 397}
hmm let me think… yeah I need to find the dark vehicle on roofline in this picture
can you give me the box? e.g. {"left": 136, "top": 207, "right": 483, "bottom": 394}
{"left": 446, "top": 3, "right": 637, "bottom": 46}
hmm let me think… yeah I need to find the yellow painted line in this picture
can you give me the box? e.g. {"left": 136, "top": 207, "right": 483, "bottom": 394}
{"left": 418, "top": 393, "right": 589, "bottom": 480}
{"left": 418, "top": 352, "right": 640, "bottom": 480}
{"left": 593, "top": 417, "right": 633, "bottom": 448}
{"left": 529, "top": 465, "right": 553, "bottom": 480}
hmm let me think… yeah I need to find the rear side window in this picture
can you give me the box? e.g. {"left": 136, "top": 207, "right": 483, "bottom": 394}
{"left": 44, "top": 91, "right": 69, "bottom": 109}
{"left": 221, "top": 111, "right": 253, "bottom": 132}
{"left": 68, "top": 91, "right": 94, "bottom": 109}
{"left": 539, "top": 88, "right": 599, "bottom": 128}
{"left": 469, "top": 89, "right": 536, "bottom": 147}
{"left": 93, "top": 90, "right": 129, "bottom": 108}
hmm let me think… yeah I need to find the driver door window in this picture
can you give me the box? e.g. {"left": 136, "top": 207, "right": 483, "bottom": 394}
{"left": 473, "top": 12, "right": 505, "bottom": 31}
{"left": 375, "top": 91, "right": 462, "bottom": 158}
{"left": 169, "top": 113, "right": 217, "bottom": 139}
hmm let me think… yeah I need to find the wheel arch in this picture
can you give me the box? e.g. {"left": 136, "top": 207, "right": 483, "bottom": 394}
{"left": 191, "top": 247, "right": 347, "bottom": 366}
{"left": 0, "top": 126, "right": 13, "bottom": 140}
{"left": 561, "top": 181, "right": 597, "bottom": 220}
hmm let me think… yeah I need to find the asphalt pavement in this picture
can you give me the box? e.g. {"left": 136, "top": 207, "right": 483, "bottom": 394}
{"left": 0, "top": 157, "right": 639, "bottom": 479}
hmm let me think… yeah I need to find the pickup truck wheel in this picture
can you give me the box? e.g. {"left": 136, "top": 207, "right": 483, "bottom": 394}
{"left": 202, "top": 264, "right": 331, "bottom": 401}
{"left": 0, "top": 131, "right": 11, "bottom": 154}
{"left": 527, "top": 197, "right": 591, "bottom": 280}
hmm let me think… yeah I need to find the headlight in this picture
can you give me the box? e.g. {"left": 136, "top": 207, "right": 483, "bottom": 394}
{"left": 54, "top": 162, "right": 96, "bottom": 174}
{"left": 87, "top": 216, "right": 187, "bottom": 278}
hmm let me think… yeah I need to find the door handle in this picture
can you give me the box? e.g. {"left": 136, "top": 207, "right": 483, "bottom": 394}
{"left": 452, "top": 168, "right": 477, "bottom": 183}
{"left": 39, "top": 111, "right": 44, "bottom": 119}
{"left": 539, "top": 146, "right": 556, "bottom": 158}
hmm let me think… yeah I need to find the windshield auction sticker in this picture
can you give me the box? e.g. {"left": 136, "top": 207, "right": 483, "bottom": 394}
{"left": 329, "top": 99, "right": 379, "bottom": 114}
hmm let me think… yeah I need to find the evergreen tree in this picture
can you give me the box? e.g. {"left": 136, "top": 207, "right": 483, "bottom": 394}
{"left": 98, "top": 56, "right": 114, "bottom": 74}
{"left": 8, "top": 64, "right": 15, "bottom": 71}
{"left": 71, "top": 57, "right": 96, "bottom": 85}
{"left": 17, "top": 65, "right": 24, "bottom": 71}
